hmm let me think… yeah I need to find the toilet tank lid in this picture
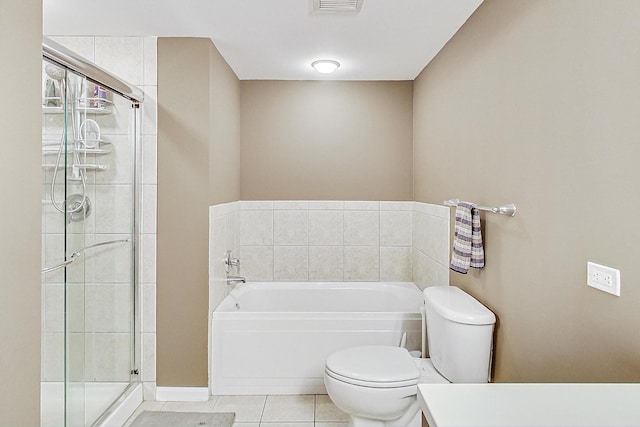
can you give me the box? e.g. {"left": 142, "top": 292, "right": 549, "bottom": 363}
{"left": 424, "top": 286, "right": 496, "bottom": 325}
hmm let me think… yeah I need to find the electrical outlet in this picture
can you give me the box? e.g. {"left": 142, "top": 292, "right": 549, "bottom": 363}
{"left": 587, "top": 262, "right": 620, "bottom": 296}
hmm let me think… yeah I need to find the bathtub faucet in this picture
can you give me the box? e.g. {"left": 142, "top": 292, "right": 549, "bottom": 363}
{"left": 226, "top": 275, "right": 246, "bottom": 285}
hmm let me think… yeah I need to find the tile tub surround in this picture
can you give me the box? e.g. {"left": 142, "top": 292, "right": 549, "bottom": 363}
{"left": 209, "top": 200, "right": 450, "bottom": 313}
{"left": 42, "top": 36, "right": 158, "bottom": 401}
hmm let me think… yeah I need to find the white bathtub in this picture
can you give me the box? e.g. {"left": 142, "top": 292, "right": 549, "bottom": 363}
{"left": 209, "top": 281, "right": 424, "bottom": 395}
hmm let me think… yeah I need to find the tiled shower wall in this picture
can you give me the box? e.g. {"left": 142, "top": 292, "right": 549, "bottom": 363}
{"left": 42, "top": 36, "right": 158, "bottom": 398}
{"left": 209, "top": 201, "right": 450, "bottom": 314}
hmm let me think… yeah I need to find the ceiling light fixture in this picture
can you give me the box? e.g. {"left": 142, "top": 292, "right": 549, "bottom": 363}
{"left": 311, "top": 60, "right": 340, "bottom": 74}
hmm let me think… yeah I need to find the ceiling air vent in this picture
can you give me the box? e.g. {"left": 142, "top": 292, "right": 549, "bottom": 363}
{"left": 313, "top": 0, "right": 364, "bottom": 13}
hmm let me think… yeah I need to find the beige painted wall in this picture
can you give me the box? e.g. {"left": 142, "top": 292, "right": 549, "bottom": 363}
{"left": 157, "top": 38, "right": 240, "bottom": 386}
{"left": 241, "top": 81, "right": 413, "bottom": 201}
{"left": 209, "top": 43, "right": 241, "bottom": 205}
{"left": 414, "top": 0, "right": 640, "bottom": 382}
{"left": 0, "top": 0, "right": 42, "bottom": 424}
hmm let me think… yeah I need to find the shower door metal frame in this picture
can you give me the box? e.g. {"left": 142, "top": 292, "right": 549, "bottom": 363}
{"left": 42, "top": 36, "right": 145, "bottom": 426}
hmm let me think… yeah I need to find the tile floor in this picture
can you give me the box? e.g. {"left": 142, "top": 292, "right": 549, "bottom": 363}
{"left": 124, "top": 394, "right": 349, "bottom": 427}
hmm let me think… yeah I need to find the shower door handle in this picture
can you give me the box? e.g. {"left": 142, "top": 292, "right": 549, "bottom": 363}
{"left": 41, "top": 252, "right": 80, "bottom": 274}
{"left": 40, "top": 238, "right": 130, "bottom": 274}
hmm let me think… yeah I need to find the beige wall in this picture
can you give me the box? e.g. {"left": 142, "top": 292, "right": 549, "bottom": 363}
{"left": 241, "top": 81, "right": 413, "bottom": 201}
{"left": 209, "top": 43, "right": 241, "bottom": 205}
{"left": 0, "top": 0, "right": 42, "bottom": 424}
{"left": 157, "top": 38, "right": 240, "bottom": 387}
{"left": 414, "top": 0, "right": 640, "bottom": 382}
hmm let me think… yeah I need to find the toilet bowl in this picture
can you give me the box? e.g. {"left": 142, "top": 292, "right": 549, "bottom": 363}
{"left": 324, "top": 286, "right": 496, "bottom": 427}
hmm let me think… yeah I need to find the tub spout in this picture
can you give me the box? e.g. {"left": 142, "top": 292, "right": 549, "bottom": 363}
{"left": 226, "top": 275, "right": 246, "bottom": 285}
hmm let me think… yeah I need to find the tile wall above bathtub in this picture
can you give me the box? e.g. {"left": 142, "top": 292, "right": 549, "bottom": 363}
{"left": 209, "top": 201, "right": 450, "bottom": 313}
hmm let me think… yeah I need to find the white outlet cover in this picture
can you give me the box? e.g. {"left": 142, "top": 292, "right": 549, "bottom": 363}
{"left": 587, "top": 262, "right": 621, "bottom": 296}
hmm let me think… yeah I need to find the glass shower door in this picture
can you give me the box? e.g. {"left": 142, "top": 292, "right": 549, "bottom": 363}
{"left": 41, "top": 58, "right": 138, "bottom": 427}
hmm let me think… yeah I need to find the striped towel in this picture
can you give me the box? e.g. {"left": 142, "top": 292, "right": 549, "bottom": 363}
{"left": 450, "top": 202, "right": 485, "bottom": 274}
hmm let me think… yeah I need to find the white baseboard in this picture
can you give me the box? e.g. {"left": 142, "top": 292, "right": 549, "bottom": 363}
{"left": 155, "top": 386, "right": 209, "bottom": 402}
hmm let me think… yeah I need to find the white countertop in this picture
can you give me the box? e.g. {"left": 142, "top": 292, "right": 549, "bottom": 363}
{"left": 418, "top": 383, "right": 640, "bottom": 427}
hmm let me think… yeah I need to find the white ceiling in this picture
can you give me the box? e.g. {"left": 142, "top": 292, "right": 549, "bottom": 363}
{"left": 43, "top": 0, "right": 483, "bottom": 81}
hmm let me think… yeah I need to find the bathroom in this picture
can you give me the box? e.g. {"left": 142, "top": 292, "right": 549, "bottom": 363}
{"left": 2, "top": 0, "right": 640, "bottom": 426}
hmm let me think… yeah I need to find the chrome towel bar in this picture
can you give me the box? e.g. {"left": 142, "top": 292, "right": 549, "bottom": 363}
{"left": 444, "top": 199, "right": 517, "bottom": 217}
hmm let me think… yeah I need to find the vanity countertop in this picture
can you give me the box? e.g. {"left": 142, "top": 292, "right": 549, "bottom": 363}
{"left": 418, "top": 383, "right": 640, "bottom": 427}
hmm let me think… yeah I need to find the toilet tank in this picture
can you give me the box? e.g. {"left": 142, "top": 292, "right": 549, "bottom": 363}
{"left": 424, "top": 286, "right": 496, "bottom": 383}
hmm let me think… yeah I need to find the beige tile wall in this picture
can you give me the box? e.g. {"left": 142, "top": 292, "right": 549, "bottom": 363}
{"left": 209, "top": 200, "right": 450, "bottom": 313}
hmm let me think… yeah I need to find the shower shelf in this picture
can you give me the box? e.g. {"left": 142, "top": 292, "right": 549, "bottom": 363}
{"left": 41, "top": 144, "right": 113, "bottom": 155}
{"left": 41, "top": 142, "right": 113, "bottom": 155}
{"left": 42, "top": 106, "right": 64, "bottom": 114}
{"left": 41, "top": 163, "right": 108, "bottom": 171}
{"left": 42, "top": 98, "right": 112, "bottom": 115}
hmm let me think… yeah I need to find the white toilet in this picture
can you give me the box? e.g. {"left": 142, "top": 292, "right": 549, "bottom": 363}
{"left": 324, "top": 286, "right": 496, "bottom": 427}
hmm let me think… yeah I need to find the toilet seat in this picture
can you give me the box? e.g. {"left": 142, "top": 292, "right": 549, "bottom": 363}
{"left": 325, "top": 345, "right": 419, "bottom": 388}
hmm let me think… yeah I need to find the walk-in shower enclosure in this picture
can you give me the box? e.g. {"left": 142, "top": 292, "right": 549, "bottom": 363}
{"left": 40, "top": 38, "right": 143, "bottom": 427}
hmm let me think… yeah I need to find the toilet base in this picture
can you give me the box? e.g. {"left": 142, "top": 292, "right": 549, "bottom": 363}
{"left": 347, "top": 403, "right": 421, "bottom": 427}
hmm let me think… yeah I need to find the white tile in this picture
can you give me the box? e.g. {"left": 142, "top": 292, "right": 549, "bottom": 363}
{"left": 344, "top": 246, "right": 379, "bottom": 281}
{"left": 92, "top": 332, "right": 131, "bottom": 381}
{"left": 96, "top": 93, "right": 136, "bottom": 136}
{"left": 142, "top": 85, "right": 157, "bottom": 135}
{"left": 93, "top": 235, "right": 133, "bottom": 283}
{"left": 239, "top": 246, "right": 274, "bottom": 281}
{"left": 141, "top": 233, "right": 157, "bottom": 284}
{"left": 380, "top": 201, "right": 413, "bottom": 211}
{"left": 344, "top": 211, "right": 379, "bottom": 246}
{"left": 95, "top": 37, "right": 144, "bottom": 85}
{"left": 414, "top": 201, "right": 450, "bottom": 219}
{"left": 274, "top": 210, "right": 308, "bottom": 245}
{"left": 315, "top": 395, "right": 349, "bottom": 422}
{"left": 274, "top": 200, "right": 309, "bottom": 210}
{"left": 380, "top": 247, "right": 412, "bottom": 282}
{"left": 143, "top": 381, "right": 156, "bottom": 401}
{"left": 96, "top": 135, "right": 134, "bottom": 185}
{"left": 315, "top": 423, "right": 349, "bottom": 427}
{"left": 49, "top": 36, "right": 95, "bottom": 61}
{"left": 274, "top": 246, "right": 309, "bottom": 281}
{"left": 226, "top": 211, "right": 239, "bottom": 252}
{"left": 213, "top": 395, "right": 266, "bottom": 422}
{"left": 412, "top": 212, "right": 428, "bottom": 254}
{"left": 232, "top": 424, "right": 259, "bottom": 427}
{"left": 43, "top": 284, "right": 64, "bottom": 333}
{"left": 309, "top": 246, "right": 344, "bottom": 282}
{"left": 344, "top": 201, "right": 379, "bottom": 210}
{"left": 94, "top": 185, "right": 134, "bottom": 233}
{"left": 413, "top": 249, "right": 449, "bottom": 290}
{"left": 241, "top": 201, "right": 273, "bottom": 210}
{"left": 423, "top": 215, "right": 450, "bottom": 267}
{"left": 142, "top": 184, "right": 157, "bottom": 234}
{"left": 309, "top": 210, "right": 343, "bottom": 246}
{"left": 240, "top": 210, "right": 273, "bottom": 245}
{"left": 85, "top": 284, "right": 132, "bottom": 333}
{"left": 261, "top": 395, "right": 314, "bottom": 422}
{"left": 42, "top": 333, "right": 64, "bottom": 381}
{"left": 142, "top": 134, "right": 157, "bottom": 184}
{"left": 142, "top": 284, "right": 156, "bottom": 333}
{"left": 380, "top": 210, "right": 412, "bottom": 246}
{"left": 143, "top": 37, "right": 158, "bottom": 86}
{"left": 308, "top": 200, "right": 344, "bottom": 210}
{"left": 142, "top": 333, "right": 156, "bottom": 382}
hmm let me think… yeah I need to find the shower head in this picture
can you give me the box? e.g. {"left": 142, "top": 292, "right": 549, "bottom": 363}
{"left": 45, "top": 64, "right": 65, "bottom": 81}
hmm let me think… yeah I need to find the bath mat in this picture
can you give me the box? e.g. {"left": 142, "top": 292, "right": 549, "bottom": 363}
{"left": 130, "top": 410, "right": 235, "bottom": 427}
